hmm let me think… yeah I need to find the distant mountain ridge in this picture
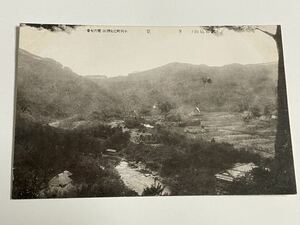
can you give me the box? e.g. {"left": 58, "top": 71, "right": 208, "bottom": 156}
{"left": 88, "top": 61, "right": 278, "bottom": 114}
{"left": 16, "top": 49, "right": 278, "bottom": 122}
{"left": 85, "top": 75, "right": 108, "bottom": 79}
{"left": 127, "top": 61, "right": 278, "bottom": 81}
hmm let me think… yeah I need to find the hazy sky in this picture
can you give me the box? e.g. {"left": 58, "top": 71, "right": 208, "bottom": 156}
{"left": 19, "top": 25, "right": 278, "bottom": 77}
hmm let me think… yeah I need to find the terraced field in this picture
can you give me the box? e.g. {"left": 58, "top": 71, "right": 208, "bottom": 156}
{"left": 183, "top": 112, "right": 277, "bottom": 158}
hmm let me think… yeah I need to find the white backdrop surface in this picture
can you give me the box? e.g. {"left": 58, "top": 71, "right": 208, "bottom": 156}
{"left": 0, "top": 1, "right": 300, "bottom": 225}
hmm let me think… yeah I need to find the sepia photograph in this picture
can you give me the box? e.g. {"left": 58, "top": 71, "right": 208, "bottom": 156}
{"left": 12, "top": 24, "right": 296, "bottom": 198}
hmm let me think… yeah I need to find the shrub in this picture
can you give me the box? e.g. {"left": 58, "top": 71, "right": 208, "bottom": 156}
{"left": 124, "top": 117, "right": 144, "bottom": 129}
{"left": 165, "top": 112, "right": 182, "bottom": 122}
{"left": 249, "top": 105, "right": 261, "bottom": 117}
{"left": 105, "top": 130, "right": 130, "bottom": 150}
{"left": 157, "top": 101, "right": 174, "bottom": 115}
{"left": 142, "top": 183, "right": 165, "bottom": 196}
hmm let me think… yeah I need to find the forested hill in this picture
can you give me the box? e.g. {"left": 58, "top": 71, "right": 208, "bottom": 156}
{"left": 16, "top": 48, "right": 278, "bottom": 122}
{"left": 88, "top": 62, "right": 278, "bottom": 114}
{"left": 16, "top": 49, "right": 123, "bottom": 122}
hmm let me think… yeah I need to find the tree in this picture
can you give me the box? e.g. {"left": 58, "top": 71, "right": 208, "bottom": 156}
{"left": 271, "top": 27, "right": 296, "bottom": 193}
{"left": 251, "top": 26, "right": 295, "bottom": 193}
{"left": 21, "top": 23, "right": 77, "bottom": 32}
{"left": 202, "top": 77, "right": 212, "bottom": 86}
{"left": 202, "top": 25, "right": 296, "bottom": 193}
{"left": 157, "top": 101, "right": 173, "bottom": 115}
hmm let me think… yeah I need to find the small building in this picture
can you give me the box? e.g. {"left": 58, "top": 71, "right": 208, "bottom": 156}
{"left": 142, "top": 123, "right": 154, "bottom": 129}
{"left": 215, "top": 162, "right": 257, "bottom": 194}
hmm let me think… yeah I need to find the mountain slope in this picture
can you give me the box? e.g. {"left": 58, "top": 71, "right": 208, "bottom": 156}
{"left": 88, "top": 62, "right": 278, "bottom": 114}
{"left": 16, "top": 49, "right": 123, "bottom": 122}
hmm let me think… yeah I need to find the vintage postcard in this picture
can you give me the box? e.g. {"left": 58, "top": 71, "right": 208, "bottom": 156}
{"left": 12, "top": 24, "right": 296, "bottom": 198}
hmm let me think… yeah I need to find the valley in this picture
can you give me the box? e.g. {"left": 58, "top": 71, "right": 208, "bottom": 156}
{"left": 12, "top": 49, "right": 279, "bottom": 198}
{"left": 43, "top": 108, "right": 275, "bottom": 196}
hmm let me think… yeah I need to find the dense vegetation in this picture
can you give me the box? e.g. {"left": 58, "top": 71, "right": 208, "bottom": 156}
{"left": 122, "top": 128, "right": 263, "bottom": 195}
{"left": 17, "top": 49, "right": 278, "bottom": 122}
{"left": 90, "top": 62, "right": 277, "bottom": 116}
{"left": 12, "top": 115, "right": 134, "bottom": 198}
{"left": 17, "top": 49, "right": 124, "bottom": 122}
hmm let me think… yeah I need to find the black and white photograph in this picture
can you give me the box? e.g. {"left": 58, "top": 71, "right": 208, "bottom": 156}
{"left": 12, "top": 24, "right": 296, "bottom": 198}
